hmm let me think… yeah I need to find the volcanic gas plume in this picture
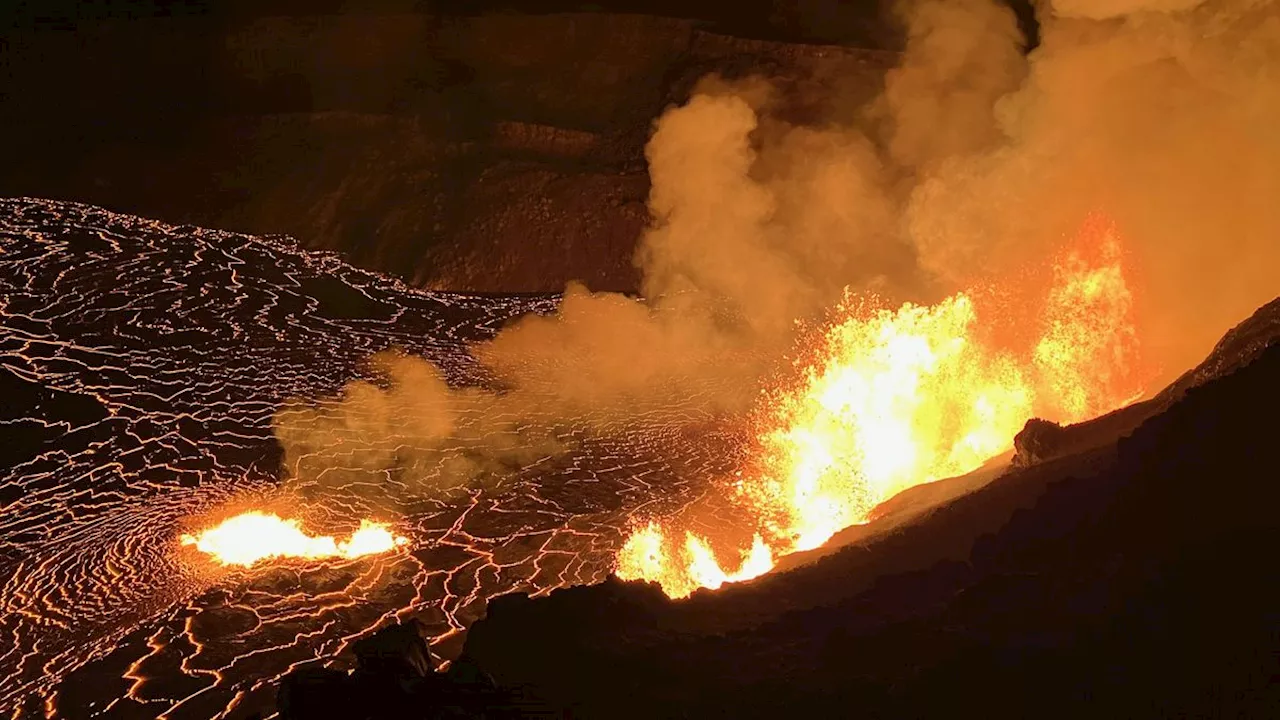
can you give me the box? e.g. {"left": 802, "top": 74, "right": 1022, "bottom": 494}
{"left": 617, "top": 216, "right": 1147, "bottom": 597}
{"left": 270, "top": 0, "right": 1280, "bottom": 598}
{"left": 5, "top": 0, "right": 1280, "bottom": 716}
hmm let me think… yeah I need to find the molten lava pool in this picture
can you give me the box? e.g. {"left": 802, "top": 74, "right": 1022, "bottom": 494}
{"left": 0, "top": 200, "right": 1151, "bottom": 718}
{"left": 0, "top": 200, "right": 732, "bottom": 717}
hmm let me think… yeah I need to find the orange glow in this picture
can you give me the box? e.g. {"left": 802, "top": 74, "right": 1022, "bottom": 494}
{"left": 617, "top": 522, "right": 774, "bottom": 598}
{"left": 617, "top": 215, "right": 1149, "bottom": 598}
{"left": 181, "top": 512, "right": 407, "bottom": 567}
{"left": 1033, "top": 215, "right": 1147, "bottom": 422}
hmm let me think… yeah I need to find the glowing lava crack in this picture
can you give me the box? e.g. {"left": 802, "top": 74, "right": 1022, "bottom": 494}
{"left": 181, "top": 512, "right": 408, "bottom": 567}
{"left": 1, "top": 199, "right": 686, "bottom": 719}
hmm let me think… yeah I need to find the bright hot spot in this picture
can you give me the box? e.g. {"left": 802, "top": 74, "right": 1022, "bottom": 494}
{"left": 617, "top": 215, "right": 1150, "bottom": 598}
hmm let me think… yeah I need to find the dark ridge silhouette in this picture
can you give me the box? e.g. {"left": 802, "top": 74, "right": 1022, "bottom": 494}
{"left": 268, "top": 619, "right": 558, "bottom": 720}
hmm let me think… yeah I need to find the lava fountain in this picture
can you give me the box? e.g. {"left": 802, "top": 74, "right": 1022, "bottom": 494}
{"left": 617, "top": 215, "right": 1149, "bottom": 598}
{"left": 181, "top": 512, "right": 408, "bottom": 567}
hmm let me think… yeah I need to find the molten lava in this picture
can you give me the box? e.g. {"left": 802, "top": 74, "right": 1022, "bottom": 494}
{"left": 1033, "top": 215, "right": 1146, "bottom": 421}
{"left": 617, "top": 216, "right": 1149, "bottom": 598}
{"left": 181, "top": 512, "right": 408, "bottom": 567}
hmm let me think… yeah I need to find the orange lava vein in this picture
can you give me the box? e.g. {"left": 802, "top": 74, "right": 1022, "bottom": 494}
{"left": 617, "top": 214, "right": 1149, "bottom": 598}
{"left": 181, "top": 512, "right": 408, "bottom": 567}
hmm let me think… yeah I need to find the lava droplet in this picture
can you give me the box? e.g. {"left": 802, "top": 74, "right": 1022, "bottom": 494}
{"left": 181, "top": 511, "right": 408, "bottom": 567}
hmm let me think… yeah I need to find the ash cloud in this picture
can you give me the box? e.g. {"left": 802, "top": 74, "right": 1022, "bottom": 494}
{"left": 275, "top": 0, "right": 1280, "bottom": 497}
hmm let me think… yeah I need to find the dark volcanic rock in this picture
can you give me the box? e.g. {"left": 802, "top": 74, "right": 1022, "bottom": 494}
{"left": 0, "top": 12, "right": 898, "bottom": 293}
{"left": 456, "top": 308, "right": 1280, "bottom": 718}
{"left": 1011, "top": 417, "right": 1066, "bottom": 467}
{"left": 352, "top": 618, "right": 436, "bottom": 680}
{"left": 277, "top": 619, "right": 553, "bottom": 720}
{"left": 277, "top": 667, "right": 358, "bottom": 720}
{"left": 1157, "top": 294, "right": 1280, "bottom": 402}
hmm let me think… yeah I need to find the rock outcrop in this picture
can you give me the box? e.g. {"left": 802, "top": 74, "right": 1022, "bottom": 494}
{"left": 273, "top": 618, "right": 548, "bottom": 720}
{"left": 1011, "top": 418, "right": 1066, "bottom": 467}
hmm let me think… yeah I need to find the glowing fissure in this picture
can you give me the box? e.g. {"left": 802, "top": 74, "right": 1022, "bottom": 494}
{"left": 617, "top": 217, "right": 1148, "bottom": 598}
{"left": 181, "top": 512, "right": 408, "bottom": 567}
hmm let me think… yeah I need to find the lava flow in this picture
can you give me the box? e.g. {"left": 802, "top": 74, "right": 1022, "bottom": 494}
{"left": 617, "top": 216, "right": 1149, "bottom": 598}
{"left": 181, "top": 512, "right": 408, "bottom": 567}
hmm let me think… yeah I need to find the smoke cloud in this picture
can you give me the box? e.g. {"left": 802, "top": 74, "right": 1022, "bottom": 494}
{"left": 1050, "top": 0, "right": 1209, "bottom": 20}
{"left": 276, "top": 0, "right": 1280, "bottom": 497}
{"left": 907, "top": 0, "right": 1280, "bottom": 377}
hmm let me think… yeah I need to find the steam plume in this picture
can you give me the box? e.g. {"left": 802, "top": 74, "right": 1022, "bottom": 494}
{"left": 907, "top": 0, "right": 1280, "bottom": 377}
{"left": 276, "top": 0, "right": 1280, "bottom": 501}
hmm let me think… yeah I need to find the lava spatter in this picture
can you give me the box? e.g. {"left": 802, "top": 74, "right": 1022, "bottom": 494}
{"left": 617, "top": 215, "right": 1151, "bottom": 598}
